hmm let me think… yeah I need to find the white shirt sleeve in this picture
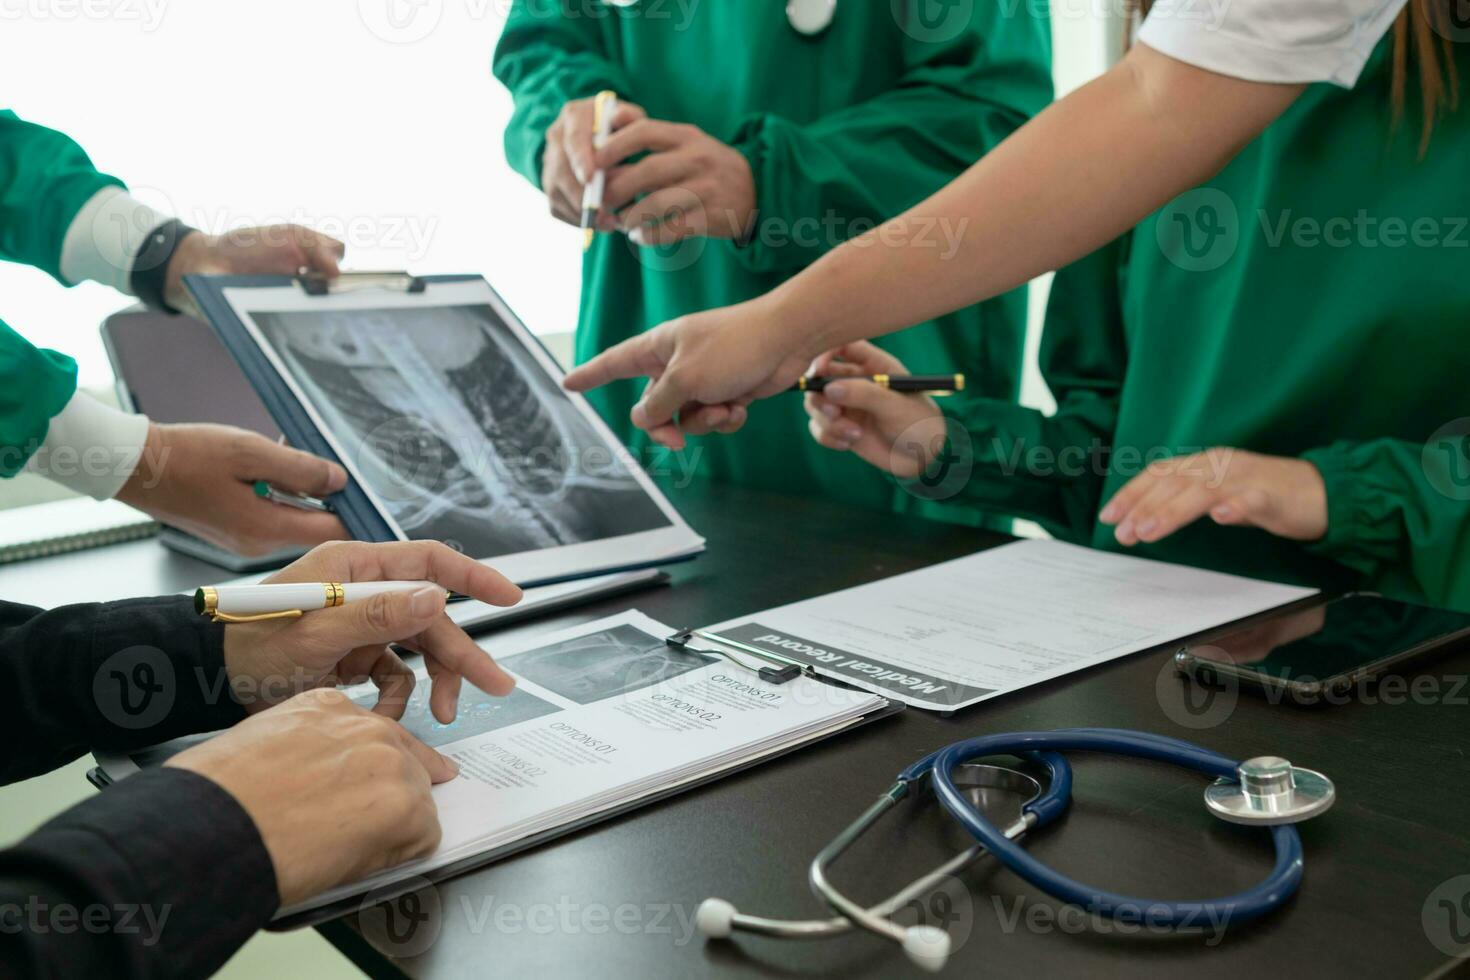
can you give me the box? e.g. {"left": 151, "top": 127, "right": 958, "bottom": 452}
{"left": 59, "top": 187, "right": 170, "bottom": 292}
{"left": 24, "top": 391, "right": 151, "bottom": 500}
{"left": 1137, "top": 0, "right": 1409, "bottom": 88}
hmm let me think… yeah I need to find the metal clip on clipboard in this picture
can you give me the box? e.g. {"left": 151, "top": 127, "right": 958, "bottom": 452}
{"left": 295, "top": 270, "right": 427, "bottom": 296}
{"left": 666, "top": 629, "right": 810, "bottom": 685}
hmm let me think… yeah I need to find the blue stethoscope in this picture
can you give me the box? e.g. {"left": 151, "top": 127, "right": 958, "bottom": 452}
{"left": 697, "top": 728, "right": 1335, "bottom": 971}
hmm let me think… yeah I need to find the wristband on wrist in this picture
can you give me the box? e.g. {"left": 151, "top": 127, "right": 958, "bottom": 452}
{"left": 129, "top": 218, "right": 199, "bottom": 314}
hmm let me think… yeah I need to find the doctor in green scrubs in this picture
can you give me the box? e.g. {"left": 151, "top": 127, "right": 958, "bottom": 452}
{"left": 800, "top": 26, "right": 1470, "bottom": 611}
{"left": 493, "top": 0, "right": 1051, "bottom": 525}
{"left": 0, "top": 110, "right": 350, "bottom": 556}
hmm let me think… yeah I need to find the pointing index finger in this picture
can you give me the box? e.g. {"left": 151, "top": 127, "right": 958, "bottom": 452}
{"left": 564, "top": 332, "right": 670, "bottom": 392}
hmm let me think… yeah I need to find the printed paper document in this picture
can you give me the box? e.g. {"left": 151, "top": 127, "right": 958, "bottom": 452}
{"left": 702, "top": 540, "right": 1317, "bottom": 711}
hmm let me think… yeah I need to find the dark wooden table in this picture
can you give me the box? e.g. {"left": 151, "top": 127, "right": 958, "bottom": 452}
{"left": 5, "top": 480, "right": 1466, "bottom": 979}
{"left": 318, "top": 482, "right": 1470, "bottom": 980}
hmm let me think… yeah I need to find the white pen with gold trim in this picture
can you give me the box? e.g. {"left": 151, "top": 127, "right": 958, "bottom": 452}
{"left": 195, "top": 581, "right": 450, "bottom": 623}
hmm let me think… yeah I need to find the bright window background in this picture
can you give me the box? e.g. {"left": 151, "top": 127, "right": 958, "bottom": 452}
{"left": 0, "top": 0, "right": 1114, "bottom": 392}
{"left": 0, "top": 0, "right": 584, "bottom": 388}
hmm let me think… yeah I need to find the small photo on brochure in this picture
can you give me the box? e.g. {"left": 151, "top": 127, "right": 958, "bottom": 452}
{"left": 501, "top": 624, "right": 716, "bottom": 706}
{"left": 353, "top": 678, "right": 563, "bottom": 750}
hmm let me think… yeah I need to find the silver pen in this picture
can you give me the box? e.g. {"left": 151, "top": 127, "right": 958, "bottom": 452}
{"left": 253, "top": 480, "right": 333, "bottom": 513}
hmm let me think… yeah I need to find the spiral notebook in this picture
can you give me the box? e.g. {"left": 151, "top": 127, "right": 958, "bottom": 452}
{"left": 0, "top": 497, "right": 156, "bottom": 565}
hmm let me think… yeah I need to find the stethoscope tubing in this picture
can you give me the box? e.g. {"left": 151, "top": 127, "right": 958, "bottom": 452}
{"left": 730, "top": 753, "right": 1070, "bottom": 940}
{"left": 922, "top": 728, "right": 1304, "bottom": 928}
{"left": 805, "top": 752, "right": 1070, "bottom": 941}
{"left": 730, "top": 841, "right": 990, "bottom": 938}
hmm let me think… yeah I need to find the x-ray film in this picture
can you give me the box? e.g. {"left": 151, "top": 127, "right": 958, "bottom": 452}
{"left": 216, "top": 278, "right": 703, "bottom": 584}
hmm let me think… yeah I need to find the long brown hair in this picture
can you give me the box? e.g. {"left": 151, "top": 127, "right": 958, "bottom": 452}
{"left": 1128, "top": 0, "right": 1461, "bottom": 156}
{"left": 1393, "top": 0, "right": 1460, "bottom": 155}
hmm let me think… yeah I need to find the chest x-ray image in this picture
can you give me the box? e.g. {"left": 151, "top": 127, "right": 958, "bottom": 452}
{"left": 501, "top": 624, "right": 716, "bottom": 705}
{"left": 251, "top": 303, "right": 671, "bottom": 558}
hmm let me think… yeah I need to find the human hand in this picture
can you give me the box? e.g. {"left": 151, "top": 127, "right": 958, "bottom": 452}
{"left": 594, "top": 116, "right": 756, "bottom": 243}
{"left": 563, "top": 297, "right": 811, "bottom": 450}
{"left": 542, "top": 96, "right": 647, "bottom": 225}
{"left": 1098, "top": 448, "right": 1328, "bottom": 547}
{"left": 115, "top": 422, "right": 350, "bottom": 557}
{"left": 223, "top": 540, "right": 522, "bottom": 719}
{"left": 164, "top": 224, "right": 344, "bottom": 315}
{"left": 802, "top": 343, "right": 945, "bottom": 479}
{"left": 166, "top": 688, "right": 454, "bottom": 908}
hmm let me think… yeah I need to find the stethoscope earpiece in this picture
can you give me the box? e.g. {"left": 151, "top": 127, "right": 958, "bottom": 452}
{"left": 786, "top": 0, "right": 836, "bottom": 36}
{"left": 695, "top": 897, "right": 738, "bottom": 939}
{"left": 605, "top": 0, "right": 835, "bottom": 37}
{"left": 902, "top": 924, "right": 951, "bottom": 972}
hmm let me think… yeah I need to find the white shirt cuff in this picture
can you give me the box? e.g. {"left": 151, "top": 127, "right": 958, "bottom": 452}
{"left": 1137, "top": 0, "right": 1408, "bottom": 89}
{"left": 59, "top": 187, "right": 170, "bottom": 292}
{"left": 24, "top": 392, "right": 152, "bottom": 500}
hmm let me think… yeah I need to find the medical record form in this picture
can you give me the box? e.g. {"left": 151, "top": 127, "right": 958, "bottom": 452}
{"left": 701, "top": 540, "right": 1318, "bottom": 712}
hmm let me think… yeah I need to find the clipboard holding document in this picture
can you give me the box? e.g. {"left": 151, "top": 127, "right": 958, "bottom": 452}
{"left": 185, "top": 274, "right": 704, "bottom": 587}
{"left": 92, "top": 610, "right": 899, "bottom": 928}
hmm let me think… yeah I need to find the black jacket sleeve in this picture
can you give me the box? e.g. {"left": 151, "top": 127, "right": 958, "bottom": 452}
{"left": 0, "top": 597, "right": 279, "bottom": 978}
{"left": 0, "top": 768, "right": 279, "bottom": 979}
{"left": 0, "top": 596, "right": 245, "bottom": 783}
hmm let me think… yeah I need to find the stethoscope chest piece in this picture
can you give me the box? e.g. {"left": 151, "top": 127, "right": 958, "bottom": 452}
{"left": 1204, "top": 756, "right": 1336, "bottom": 826}
{"left": 787, "top": 0, "right": 836, "bottom": 36}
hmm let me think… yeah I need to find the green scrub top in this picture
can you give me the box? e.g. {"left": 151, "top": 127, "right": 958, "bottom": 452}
{"left": 938, "top": 36, "right": 1470, "bottom": 610}
{"left": 494, "top": 0, "right": 1052, "bottom": 527}
{"left": 0, "top": 110, "right": 122, "bottom": 476}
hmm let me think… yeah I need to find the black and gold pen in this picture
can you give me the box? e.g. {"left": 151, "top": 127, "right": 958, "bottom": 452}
{"left": 792, "top": 374, "right": 965, "bottom": 396}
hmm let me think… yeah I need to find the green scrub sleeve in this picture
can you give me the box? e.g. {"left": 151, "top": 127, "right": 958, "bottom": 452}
{"left": 921, "top": 390, "right": 1119, "bottom": 540}
{"left": 911, "top": 239, "right": 1130, "bottom": 539}
{"left": 1301, "top": 438, "right": 1470, "bottom": 606}
{"left": 492, "top": 1, "right": 636, "bottom": 188}
{"left": 0, "top": 318, "right": 79, "bottom": 478}
{"left": 727, "top": 7, "right": 1052, "bottom": 274}
{"left": 0, "top": 110, "right": 122, "bottom": 283}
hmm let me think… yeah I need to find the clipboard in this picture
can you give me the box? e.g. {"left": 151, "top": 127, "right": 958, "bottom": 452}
{"left": 183, "top": 272, "right": 705, "bottom": 589}
{"left": 86, "top": 698, "right": 903, "bottom": 930}
{"left": 261, "top": 619, "right": 905, "bottom": 930}
{"left": 87, "top": 605, "right": 904, "bottom": 932}
{"left": 295, "top": 270, "right": 426, "bottom": 296}
{"left": 186, "top": 272, "right": 459, "bottom": 545}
